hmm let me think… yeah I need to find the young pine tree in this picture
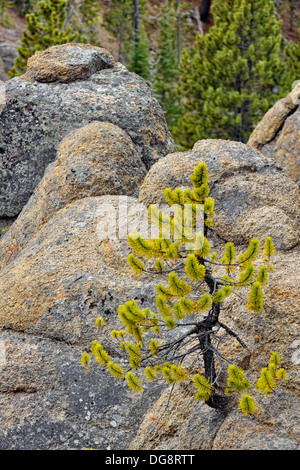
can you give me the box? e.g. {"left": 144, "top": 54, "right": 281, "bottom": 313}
{"left": 81, "top": 162, "right": 287, "bottom": 416}
{"left": 153, "top": 0, "right": 181, "bottom": 131}
{"left": 9, "top": 0, "right": 78, "bottom": 77}
{"left": 174, "top": 0, "right": 287, "bottom": 149}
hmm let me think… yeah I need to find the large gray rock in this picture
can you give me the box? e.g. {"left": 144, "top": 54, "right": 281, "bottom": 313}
{"left": 248, "top": 83, "right": 300, "bottom": 186}
{"left": 139, "top": 139, "right": 300, "bottom": 250}
{"left": 0, "top": 194, "right": 163, "bottom": 449}
{"left": 0, "top": 120, "right": 148, "bottom": 271}
{"left": 0, "top": 42, "right": 18, "bottom": 77}
{"left": 0, "top": 43, "right": 175, "bottom": 220}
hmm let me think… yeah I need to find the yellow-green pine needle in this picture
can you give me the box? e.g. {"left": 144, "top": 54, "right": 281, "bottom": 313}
{"left": 239, "top": 394, "right": 257, "bottom": 415}
{"left": 247, "top": 281, "right": 264, "bottom": 313}
{"left": 118, "top": 305, "right": 137, "bottom": 328}
{"left": 264, "top": 236, "right": 276, "bottom": 259}
{"left": 192, "top": 183, "right": 210, "bottom": 202}
{"left": 193, "top": 374, "right": 214, "bottom": 401}
{"left": 145, "top": 366, "right": 156, "bottom": 381}
{"left": 155, "top": 259, "right": 165, "bottom": 272}
{"left": 227, "top": 364, "right": 250, "bottom": 393}
{"left": 127, "top": 233, "right": 153, "bottom": 258}
{"left": 93, "top": 343, "right": 111, "bottom": 365}
{"left": 213, "top": 289, "right": 226, "bottom": 304}
{"left": 125, "top": 342, "right": 141, "bottom": 357}
{"left": 197, "top": 293, "right": 212, "bottom": 311}
{"left": 276, "top": 368, "right": 287, "bottom": 380}
{"left": 126, "top": 371, "right": 143, "bottom": 393}
{"left": 165, "top": 316, "right": 177, "bottom": 329}
{"left": 239, "top": 238, "right": 260, "bottom": 266}
{"left": 156, "top": 295, "right": 172, "bottom": 318}
{"left": 165, "top": 242, "right": 180, "bottom": 259}
{"left": 269, "top": 351, "right": 282, "bottom": 368}
{"left": 81, "top": 352, "right": 90, "bottom": 367}
{"left": 156, "top": 283, "right": 173, "bottom": 300}
{"left": 237, "top": 264, "right": 255, "bottom": 286}
{"left": 179, "top": 297, "right": 195, "bottom": 315}
{"left": 183, "top": 188, "right": 194, "bottom": 203}
{"left": 149, "top": 339, "right": 159, "bottom": 356}
{"left": 222, "top": 242, "right": 236, "bottom": 265}
{"left": 185, "top": 254, "right": 206, "bottom": 281}
{"left": 164, "top": 187, "right": 184, "bottom": 206}
{"left": 162, "top": 366, "right": 175, "bottom": 385}
{"left": 222, "top": 285, "right": 233, "bottom": 297}
{"left": 190, "top": 162, "right": 209, "bottom": 187}
{"left": 168, "top": 272, "right": 191, "bottom": 297}
{"left": 131, "top": 325, "right": 143, "bottom": 342}
{"left": 95, "top": 317, "right": 105, "bottom": 327}
{"left": 148, "top": 205, "right": 161, "bottom": 229}
{"left": 128, "top": 254, "right": 144, "bottom": 276}
{"left": 164, "top": 187, "right": 175, "bottom": 206}
{"left": 173, "top": 301, "right": 185, "bottom": 319}
{"left": 107, "top": 361, "right": 124, "bottom": 379}
{"left": 256, "top": 368, "right": 275, "bottom": 395}
{"left": 194, "top": 234, "right": 211, "bottom": 257}
{"left": 205, "top": 218, "right": 213, "bottom": 227}
{"left": 111, "top": 329, "right": 120, "bottom": 339}
{"left": 124, "top": 300, "right": 146, "bottom": 323}
{"left": 129, "top": 356, "right": 141, "bottom": 370}
{"left": 256, "top": 266, "right": 269, "bottom": 286}
{"left": 171, "top": 364, "right": 188, "bottom": 382}
{"left": 204, "top": 197, "right": 214, "bottom": 216}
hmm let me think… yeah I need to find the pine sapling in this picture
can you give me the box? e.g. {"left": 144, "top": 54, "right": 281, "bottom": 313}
{"left": 82, "top": 162, "right": 287, "bottom": 416}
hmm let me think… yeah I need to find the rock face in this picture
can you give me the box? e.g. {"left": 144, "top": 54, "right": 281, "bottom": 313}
{"left": 129, "top": 245, "right": 300, "bottom": 450}
{"left": 22, "top": 43, "right": 116, "bottom": 83}
{"left": 0, "top": 55, "right": 7, "bottom": 81}
{"left": 248, "top": 83, "right": 300, "bottom": 186}
{"left": 139, "top": 139, "right": 300, "bottom": 250}
{"left": 0, "top": 42, "right": 18, "bottom": 80}
{"left": 0, "top": 120, "right": 147, "bottom": 269}
{"left": 0, "top": 43, "right": 175, "bottom": 220}
{"left": 1, "top": 63, "right": 299, "bottom": 449}
{"left": 0, "top": 194, "right": 164, "bottom": 449}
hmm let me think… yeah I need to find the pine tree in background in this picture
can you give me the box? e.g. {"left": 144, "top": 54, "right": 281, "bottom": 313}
{"left": 0, "top": 0, "right": 15, "bottom": 26}
{"left": 129, "top": 0, "right": 150, "bottom": 81}
{"left": 74, "top": 0, "right": 102, "bottom": 45}
{"left": 174, "top": 0, "right": 287, "bottom": 149}
{"left": 153, "top": 1, "right": 181, "bottom": 131}
{"left": 12, "top": 0, "right": 36, "bottom": 16}
{"left": 285, "top": 28, "right": 300, "bottom": 91}
{"left": 9, "top": 0, "right": 78, "bottom": 77}
{"left": 104, "top": 0, "right": 133, "bottom": 63}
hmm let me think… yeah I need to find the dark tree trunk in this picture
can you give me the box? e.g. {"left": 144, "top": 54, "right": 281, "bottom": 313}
{"left": 133, "top": 0, "right": 140, "bottom": 44}
{"left": 199, "top": 0, "right": 211, "bottom": 23}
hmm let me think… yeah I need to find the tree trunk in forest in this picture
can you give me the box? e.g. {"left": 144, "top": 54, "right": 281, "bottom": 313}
{"left": 199, "top": 0, "right": 211, "bottom": 23}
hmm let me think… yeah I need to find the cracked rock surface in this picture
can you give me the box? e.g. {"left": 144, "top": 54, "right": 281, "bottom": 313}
{"left": 0, "top": 44, "right": 175, "bottom": 221}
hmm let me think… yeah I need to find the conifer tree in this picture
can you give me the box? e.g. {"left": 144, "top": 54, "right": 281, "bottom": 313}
{"left": 128, "top": 0, "right": 150, "bottom": 81}
{"left": 71, "top": 0, "right": 102, "bottom": 46}
{"left": 9, "top": 0, "right": 78, "bottom": 77}
{"left": 153, "top": 0, "right": 181, "bottom": 131}
{"left": 285, "top": 28, "right": 300, "bottom": 91}
{"left": 174, "top": 0, "right": 287, "bottom": 149}
{"left": 12, "top": 0, "right": 35, "bottom": 16}
{"left": 0, "top": 0, "right": 14, "bottom": 26}
{"left": 81, "top": 162, "right": 287, "bottom": 415}
{"left": 103, "top": 0, "right": 133, "bottom": 63}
